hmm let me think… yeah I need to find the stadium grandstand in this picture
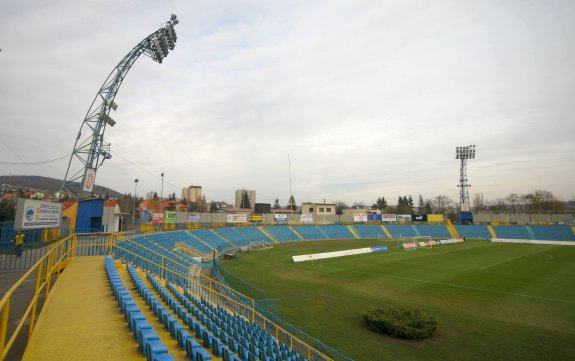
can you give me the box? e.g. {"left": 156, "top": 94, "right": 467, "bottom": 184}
{"left": 1, "top": 221, "right": 574, "bottom": 360}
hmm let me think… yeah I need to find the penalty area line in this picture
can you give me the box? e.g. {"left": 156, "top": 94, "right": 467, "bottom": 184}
{"left": 319, "top": 264, "right": 575, "bottom": 305}
{"left": 479, "top": 249, "right": 548, "bottom": 270}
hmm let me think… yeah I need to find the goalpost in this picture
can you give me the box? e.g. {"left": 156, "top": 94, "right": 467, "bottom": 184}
{"left": 415, "top": 236, "right": 433, "bottom": 249}
{"left": 249, "top": 240, "right": 274, "bottom": 252}
{"left": 401, "top": 236, "right": 434, "bottom": 251}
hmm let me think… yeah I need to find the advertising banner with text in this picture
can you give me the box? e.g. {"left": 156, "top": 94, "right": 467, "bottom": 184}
{"left": 382, "top": 214, "right": 397, "bottom": 222}
{"left": 152, "top": 210, "right": 164, "bottom": 225}
{"left": 353, "top": 214, "right": 368, "bottom": 222}
{"left": 397, "top": 214, "right": 412, "bottom": 222}
{"left": 187, "top": 213, "right": 200, "bottom": 223}
{"left": 16, "top": 199, "right": 62, "bottom": 229}
{"left": 300, "top": 214, "right": 314, "bottom": 223}
{"left": 140, "top": 210, "right": 151, "bottom": 224}
{"left": 368, "top": 214, "right": 382, "bottom": 221}
{"left": 164, "top": 211, "right": 177, "bottom": 224}
{"left": 274, "top": 214, "right": 288, "bottom": 223}
{"left": 227, "top": 214, "right": 247, "bottom": 223}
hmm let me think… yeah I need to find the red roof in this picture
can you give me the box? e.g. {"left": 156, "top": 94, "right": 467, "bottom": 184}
{"left": 104, "top": 200, "right": 118, "bottom": 207}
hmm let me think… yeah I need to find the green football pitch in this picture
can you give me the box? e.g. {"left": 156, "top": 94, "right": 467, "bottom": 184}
{"left": 218, "top": 239, "right": 575, "bottom": 361}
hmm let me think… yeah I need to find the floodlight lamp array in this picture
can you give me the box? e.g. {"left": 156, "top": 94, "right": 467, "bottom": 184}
{"left": 455, "top": 145, "right": 476, "bottom": 159}
{"left": 148, "top": 14, "right": 179, "bottom": 64}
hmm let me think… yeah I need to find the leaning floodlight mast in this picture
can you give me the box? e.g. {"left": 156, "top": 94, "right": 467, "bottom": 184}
{"left": 455, "top": 145, "right": 476, "bottom": 211}
{"left": 60, "top": 14, "right": 179, "bottom": 198}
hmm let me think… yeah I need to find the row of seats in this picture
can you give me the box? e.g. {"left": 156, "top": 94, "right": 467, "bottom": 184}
{"left": 127, "top": 264, "right": 213, "bottom": 361}
{"left": 147, "top": 270, "right": 308, "bottom": 361}
{"left": 104, "top": 257, "right": 174, "bottom": 361}
{"left": 114, "top": 242, "right": 191, "bottom": 289}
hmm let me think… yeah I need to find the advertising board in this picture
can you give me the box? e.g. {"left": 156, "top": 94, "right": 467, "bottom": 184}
{"left": 15, "top": 199, "right": 62, "bottom": 229}
{"left": 227, "top": 214, "right": 247, "bottom": 223}
{"left": 164, "top": 211, "right": 177, "bottom": 224}
{"left": 152, "top": 210, "right": 164, "bottom": 224}
{"left": 382, "top": 214, "right": 397, "bottom": 222}
{"left": 187, "top": 213, "right": 200, "bottom": 223}
{"left": 274, "top": 214, "right": 288, "bottom": 223}
{"left": 353, "top": 213, "right": 368, "bottom": 222}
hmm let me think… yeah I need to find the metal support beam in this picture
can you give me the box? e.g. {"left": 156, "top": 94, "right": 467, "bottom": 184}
{"left": 61, "top": 15, "right": 179, "bottom": 198}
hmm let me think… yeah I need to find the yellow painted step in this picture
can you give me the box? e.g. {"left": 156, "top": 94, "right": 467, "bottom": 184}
{"left": 380, "top": 225, "right": 392, "bottom": 239}
{"left": 346, "top": 225, "right": 359, "bottom": 239}
{"left": 487, "top": 225, "right": 497, "bottom": 238}
{"left": 258, "top": 226, "right": 279, "bottom": 244}
{"left": 446, "top": 219, "right": 460, "bottom": 238}
{"left": 210, "top": 229, "right": 236, "bottom": 247}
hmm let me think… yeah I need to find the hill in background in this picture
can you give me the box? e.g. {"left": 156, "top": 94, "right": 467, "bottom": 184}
{"left": 0, "top": 175, "right": 123, "bottom": 198}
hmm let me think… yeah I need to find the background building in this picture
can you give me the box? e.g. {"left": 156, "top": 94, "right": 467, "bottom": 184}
{"left": 235, "top": 189, "right": 256, "bottom": 209}
{"left": 301, "top": 202, "right": 336, "bottom": 216}
{"left": 182, "top": 185, "right": 202, "bottom": 203}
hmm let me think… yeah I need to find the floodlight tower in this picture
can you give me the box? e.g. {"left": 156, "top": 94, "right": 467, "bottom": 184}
{"left": 455, "top": 145, "right": 476, "bottom": 211}
{"left": 61, "top": 14, "right": 180, "bottom": 198}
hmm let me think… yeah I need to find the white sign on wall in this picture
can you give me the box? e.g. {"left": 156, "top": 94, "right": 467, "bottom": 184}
{"left": 353, "top": 213, "right": 368, "bottom": 222}
{"left": 15, "top": 199, "right": 62, "bottom": 229}
{"left": 187, "top": 213, "right": 200, "bottom": 223}
{"left": 274, "top": 213, "right": 288, "bottom": 223}
{"left": 381, "top": 214, "right": 397, "bottom": 222}
{"left": 300, "top": 214, "right": 314, "bottom": 223}
{"left": 227, "top": 214, "right": 247, "bottom": 223}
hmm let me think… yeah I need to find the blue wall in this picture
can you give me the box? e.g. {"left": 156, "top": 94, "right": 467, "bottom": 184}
{"left": 75, "top": 199, "right": 104, "bottom": 232}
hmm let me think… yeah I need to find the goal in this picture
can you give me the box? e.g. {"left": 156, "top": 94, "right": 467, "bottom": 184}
{"left": 400, "top": 236, "right": 435, "bottom": 251}
{"left": 249, "top": 240, "right": 274, "bottom": 252}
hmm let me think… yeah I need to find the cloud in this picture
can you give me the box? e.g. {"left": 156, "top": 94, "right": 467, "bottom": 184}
{"left": 1, "top": 0, "right": 574, "bottom": 206}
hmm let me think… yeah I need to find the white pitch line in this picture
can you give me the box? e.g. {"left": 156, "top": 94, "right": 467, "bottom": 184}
{"left": 479, "top": 249, "right": 547, "bottom": 270}
{"left": 318, "top": 264, "right": 575, "bottom": 305}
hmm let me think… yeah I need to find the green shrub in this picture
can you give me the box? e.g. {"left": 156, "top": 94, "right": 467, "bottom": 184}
{"left": 363, "top": 305, "right": 437, "bottom": 339}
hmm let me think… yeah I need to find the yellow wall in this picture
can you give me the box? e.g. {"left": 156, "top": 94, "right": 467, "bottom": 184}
{"left": 427, "top": 214, "right": 444, "bottom": 223}
{"left": 63, "top": 201, "right": 78, "bottom": 231}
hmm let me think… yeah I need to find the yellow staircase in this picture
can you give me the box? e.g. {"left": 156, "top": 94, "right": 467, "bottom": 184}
{"left": 380, "top": 225, "right": 392, "bottom": 239}
{"left": 174, "top": 241, "right": 203, "bottom": 258}
{"left": 487, "top": 225, "right": 497, "bottom": 238}
{"left": 209, "top": 229, "right": 236, "bottom": 247}
{"left": 184, "top": 230, "right": 217, "bottom": 252}
{"left": 288, "top": 226, "right": 304, "bottom": 240}
{"left": 346, "top": 225, "right": 359, "bottom": 239}
{"left": 446, "top": 219, "right": 460, "bottom": 238}
{"left": 258, "top": 226, "right": 279, "bottom": 244}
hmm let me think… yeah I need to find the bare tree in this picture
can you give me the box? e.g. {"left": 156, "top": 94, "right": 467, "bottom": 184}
{"left": 488, "top": 198, "right": 507, "bottom": 212}
{"left": 335, "top": 201, "right": 348, "bottom": 215}
{"left": 472, "top": 192, "right": 485, "bottom": 212}
{"left": 505, "top": 193, "right": 520, "bottom": 213}
{"left": 432, "top": 195, "right": 453, "bottom": 214}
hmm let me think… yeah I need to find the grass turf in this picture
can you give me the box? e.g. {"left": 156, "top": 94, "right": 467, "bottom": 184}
{"left": 218, "top": 239, "right": 575, "bottom": 361}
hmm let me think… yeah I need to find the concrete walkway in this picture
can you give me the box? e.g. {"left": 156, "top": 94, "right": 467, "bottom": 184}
{"left": 22, "top": 256, "right": 144, "bottom": 361}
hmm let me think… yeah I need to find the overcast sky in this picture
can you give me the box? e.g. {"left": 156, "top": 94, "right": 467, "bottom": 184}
{"left": 1, "top": 0, "right": 574, "bottom": 206}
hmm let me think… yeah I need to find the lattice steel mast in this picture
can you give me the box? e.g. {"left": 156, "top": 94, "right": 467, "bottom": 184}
{"left": 61, "top": 14, "right": 179, "bottom": 198}
{"left": 455, "top": 145, "right": 476, "bottom": 210}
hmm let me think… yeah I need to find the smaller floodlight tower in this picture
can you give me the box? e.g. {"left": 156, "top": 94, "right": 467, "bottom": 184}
{"left": 456, "top": 145, "right": 476, "bottom": 224}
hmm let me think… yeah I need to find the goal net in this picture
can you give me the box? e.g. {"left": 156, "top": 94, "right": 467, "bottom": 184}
{"left": 249, "top": 240, "right": 274, "bottom": 252}
{"left": 415, "top": 236, "right": 434, "bottom": 249}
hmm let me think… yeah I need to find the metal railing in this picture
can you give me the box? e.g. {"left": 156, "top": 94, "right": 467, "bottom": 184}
{"left": 0, "top": 232, "right": 337, "bottom": 361}
{"left": 0, "top": 234, "right": 76, "bottom": 360}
